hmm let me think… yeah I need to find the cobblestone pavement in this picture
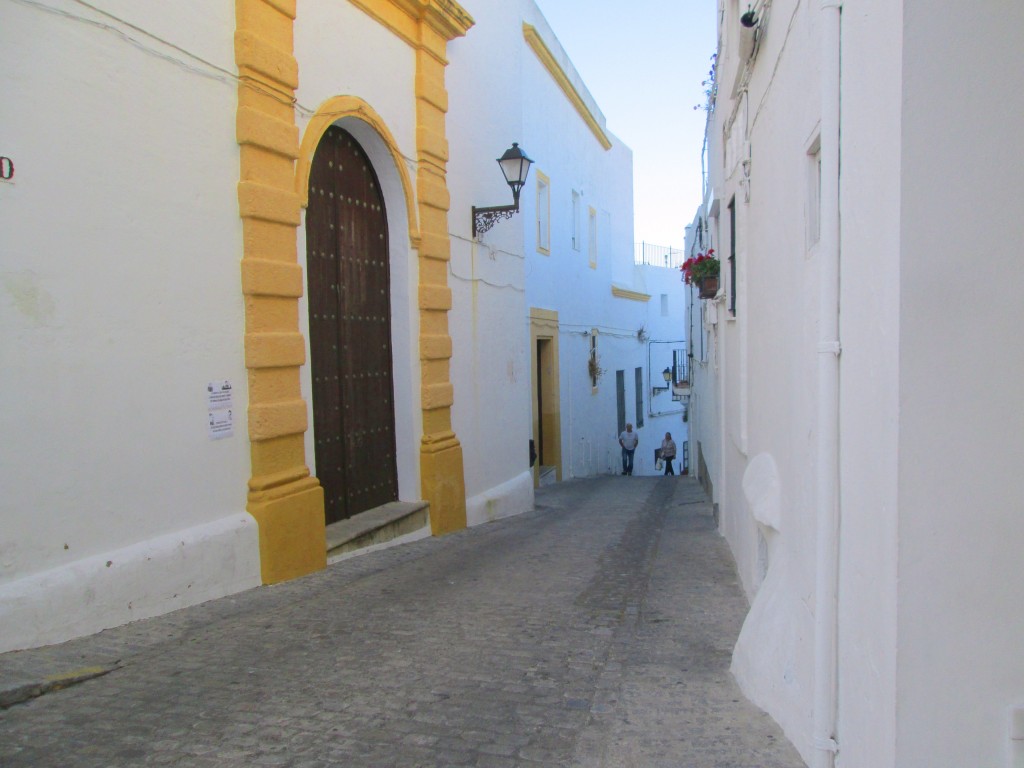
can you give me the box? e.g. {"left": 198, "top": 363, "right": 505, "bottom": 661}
{"left": 0, "top": 477, "right": 804, "bottom": 767}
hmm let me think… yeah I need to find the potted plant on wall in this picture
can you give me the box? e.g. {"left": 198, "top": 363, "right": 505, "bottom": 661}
{"left": 682, "top": 249, "right": 720, "bottom": 299}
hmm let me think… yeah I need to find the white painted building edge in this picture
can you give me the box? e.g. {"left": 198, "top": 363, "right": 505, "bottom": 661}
{"left": 466, "top": 471, "right": 535, "bottom": 528}
{"left": 445, "top": 0, "right": 532, "bottom": 510}
{"left": 893, "top": 2, "right": 1024, "bottom": 764}
{"left": 0, "top": 514, "right": 261, "bottom": 654}
{"left": 696, "top": 1, "right": 1024, "bottom": 766}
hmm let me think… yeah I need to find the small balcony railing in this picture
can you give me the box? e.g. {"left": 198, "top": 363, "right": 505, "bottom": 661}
{"left": 634, "top": 242, "right": 686, "bottom": 270}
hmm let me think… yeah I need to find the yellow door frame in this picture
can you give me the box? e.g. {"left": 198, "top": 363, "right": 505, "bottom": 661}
{"left": 530, "top": 308, "right": 562, "bottom": 486}
{"left": 234, "top": 0, "right": 474, "bottom": 583}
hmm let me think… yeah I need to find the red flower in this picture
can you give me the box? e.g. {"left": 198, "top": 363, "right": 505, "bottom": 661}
{"left": 682, "top": 249, "right": 720, "bottom": 287}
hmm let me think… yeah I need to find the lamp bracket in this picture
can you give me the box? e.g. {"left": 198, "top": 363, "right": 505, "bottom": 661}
{"left": 472, "top": 203, "right": 519, "bottom": 238}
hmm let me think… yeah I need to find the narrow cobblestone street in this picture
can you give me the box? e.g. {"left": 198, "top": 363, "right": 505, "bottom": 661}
{"left": 0, "top": 477, "right": 803, "bottom": 767}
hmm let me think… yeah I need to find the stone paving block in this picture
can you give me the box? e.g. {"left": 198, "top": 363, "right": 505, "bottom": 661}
{"left": 0, "top": 477, "right": 803, "bottom": 768}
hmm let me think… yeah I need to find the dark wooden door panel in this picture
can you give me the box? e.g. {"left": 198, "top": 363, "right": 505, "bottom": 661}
{"left": 306, "top": 126, "right": 398, "bottom": 524}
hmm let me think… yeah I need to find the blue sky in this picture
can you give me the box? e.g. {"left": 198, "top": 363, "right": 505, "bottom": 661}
{"left": 531, "top": 0, "right": 718, "bottom": 249}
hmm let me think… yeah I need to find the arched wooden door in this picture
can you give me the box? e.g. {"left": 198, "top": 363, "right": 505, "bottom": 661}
{"left": 306, "top": 126, "right": 398, "bottom": 525}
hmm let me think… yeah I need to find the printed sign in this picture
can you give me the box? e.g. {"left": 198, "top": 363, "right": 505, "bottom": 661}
{"left": 207, "top": 380, "right": 234, "bottom": 439}
{"left": 208, "top": 409, "right": 234, "bottom": 440}
{"left": 207, "top": 380, "right": 233, "bottom": 410}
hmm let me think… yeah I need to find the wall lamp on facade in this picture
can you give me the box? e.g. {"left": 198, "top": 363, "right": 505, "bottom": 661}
{"left": 472, "top": 142, "right": 533, "bottom": 238}
{"left": 652, "top": 367, "right": 673, "bottom": 395}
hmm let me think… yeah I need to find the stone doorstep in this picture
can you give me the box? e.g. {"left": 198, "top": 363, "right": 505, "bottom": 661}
{"left": 325, "top": 500, "right": 430, "bottom": 558}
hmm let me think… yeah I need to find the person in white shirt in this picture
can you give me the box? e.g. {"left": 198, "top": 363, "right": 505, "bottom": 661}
{"left": 660, "top": 432, "right": 677, "bottom": 476}
{"left": 618, "top": 423, "right": 639, "bottom": 475}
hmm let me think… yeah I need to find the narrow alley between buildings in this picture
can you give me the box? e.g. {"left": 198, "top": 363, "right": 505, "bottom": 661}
{"left": 0, "top": 476, "right": 802, "bottom": 767}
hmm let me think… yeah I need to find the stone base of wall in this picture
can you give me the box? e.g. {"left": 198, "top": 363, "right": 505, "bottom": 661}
{"left": 466, "top": 470, "right": 535, "bottom": 528}
{"left": 0, "top": 514, "right": 261, "bottom": 653}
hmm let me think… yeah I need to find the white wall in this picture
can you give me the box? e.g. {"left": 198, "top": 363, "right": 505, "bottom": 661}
{"left": 834, "top": 0, "right": 902, "bottom": 764}
{"left": 0, "top": 0, "right": 259, "bottom": 651}
{"left": 703, "top": 1, "right": 823, "bottom": 759}
{"left": 698, "top": 1, "right": 1024, "bottom": 765}
{"left": 896, "top": 2, "right": 1024, "bottom": 765}
{"left": 446, "top": 0, "right": 535, "bottom": 524}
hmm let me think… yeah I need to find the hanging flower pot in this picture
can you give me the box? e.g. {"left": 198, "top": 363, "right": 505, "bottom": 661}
{"left": 681, "top": 249, "right": 720, "bottom": 300}
{"left": 697, "top": 275, "right": 719, "bottom": 299}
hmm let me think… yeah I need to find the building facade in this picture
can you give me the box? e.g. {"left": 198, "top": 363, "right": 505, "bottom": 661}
{"left": 689, "top": 1, "right": 1024, "bottom": 766}
{"left": 1, "top": 0, "right": 655, "bottom": 653}
{"left": 446, "top": 6, "right": 688, "bottom": 486}
{"left": 2, "top": 0, "right": 484, "bottom": 652}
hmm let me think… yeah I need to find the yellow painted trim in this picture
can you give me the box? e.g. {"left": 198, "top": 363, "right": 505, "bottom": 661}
{"left": 530, "top": 308, "right": 562, "bottom": 486}
{"left": 296, "top": 95, "right": 420, "bottom": 243}
{"left": 522, "top": 23, "right": 613, "bottom": 151}
{"left": 536, "top": 170, "right": 550, "bottom": 255}
{"left": 348, "top": 0, "right": 474, "bottom": 61}
{"left": 611, "top": 286, "right": 652, "bottom": 302}
{"left": 236, "top": 0, "right": 325, "bottom": 584}
{"left": 531, "top": 307, "right": 559, "bottom": 324}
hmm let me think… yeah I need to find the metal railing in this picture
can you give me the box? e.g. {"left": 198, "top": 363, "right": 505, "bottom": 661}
{"left": 634, "top": 241, "right": 686, "bottom": 269}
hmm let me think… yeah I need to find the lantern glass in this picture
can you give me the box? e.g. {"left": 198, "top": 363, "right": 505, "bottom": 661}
{"left": 497, "top": 143, "right": 533, "bottom": 199}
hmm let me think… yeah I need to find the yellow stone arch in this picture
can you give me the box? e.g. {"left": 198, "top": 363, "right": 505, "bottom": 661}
{"left": 295, "top": 96, "right": 419, "bottom": 244}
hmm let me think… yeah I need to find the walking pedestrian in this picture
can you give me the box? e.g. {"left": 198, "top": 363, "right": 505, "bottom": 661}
{"left": 660, "top": 432, "right": 677, "bottom": 475}
{"left": 619, "top": 423, "right": 638, "bottom": 475}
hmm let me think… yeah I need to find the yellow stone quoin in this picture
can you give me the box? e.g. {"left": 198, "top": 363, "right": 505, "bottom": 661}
{"left": 236, "top": 0, "right": 325, "bottom": 584}
{"left": 236, "top": 0, "right": 475, "bottom": 582}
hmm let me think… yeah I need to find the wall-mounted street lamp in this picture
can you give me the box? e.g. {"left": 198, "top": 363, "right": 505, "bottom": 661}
{"left": 652, "top": 367, "right": 673, "bottom": 395}
{"left": 472, "top": 142, "right": 533, "bottom": 238}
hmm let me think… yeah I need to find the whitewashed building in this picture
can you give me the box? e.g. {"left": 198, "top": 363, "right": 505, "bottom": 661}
{"left": 688, "top": 1, "right": 1024, "bottom": 766}
{"left": 447, "top": 6, "right": 688, "bottom": 485}
{"left": 0, "top": 0, "right": 667, "bottom": 653}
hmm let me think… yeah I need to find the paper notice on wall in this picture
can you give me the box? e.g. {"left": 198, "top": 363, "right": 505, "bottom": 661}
{"left": 207, "top": 380, "right": 234, "bottom": 440}
{"left": 208, "top": 408, "right": 234, "bottom": 440}
{"left": 207, "top": 380, "right": 233, "bottom": 410}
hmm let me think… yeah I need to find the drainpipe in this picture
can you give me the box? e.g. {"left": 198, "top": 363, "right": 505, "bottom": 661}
{"left": 812, "top": 1, "right": 842, "bottom": 767}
